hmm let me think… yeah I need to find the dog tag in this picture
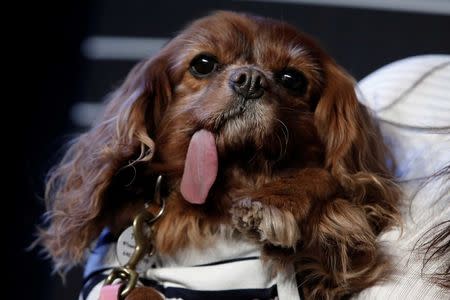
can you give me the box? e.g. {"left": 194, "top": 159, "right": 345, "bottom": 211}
{"left": 116, "top": 226, "right": 155, "bottom": 273}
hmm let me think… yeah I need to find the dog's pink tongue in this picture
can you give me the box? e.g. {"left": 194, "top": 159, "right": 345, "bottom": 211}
{"left": 180, "top": 129, "right": 218, "bottom": 204}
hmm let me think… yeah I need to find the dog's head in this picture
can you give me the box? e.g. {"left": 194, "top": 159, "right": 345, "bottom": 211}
{"left": 40, "top": 11, "right": 396, "bottom": 270}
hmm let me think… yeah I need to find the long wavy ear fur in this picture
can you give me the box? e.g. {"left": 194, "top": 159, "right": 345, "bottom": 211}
{"left": 299, "top": 198, "right": 392, "bottom": 299}
{"left": 296, "top": 60, "right": 402, "bottom": 298}
{"left": 37, "top": 54, "right": 171, "bottom": 272}
{"left": 314, "top": 61, "right": 400, "bottom": 233}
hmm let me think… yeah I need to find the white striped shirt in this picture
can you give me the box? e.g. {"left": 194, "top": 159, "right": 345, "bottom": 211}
{"left": 80, "top": 229, "right": 300, "bottom": 300}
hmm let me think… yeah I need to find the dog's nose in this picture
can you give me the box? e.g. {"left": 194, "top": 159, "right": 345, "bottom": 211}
{"left": 230, "top": 67, "right": 267, "bottom": 99}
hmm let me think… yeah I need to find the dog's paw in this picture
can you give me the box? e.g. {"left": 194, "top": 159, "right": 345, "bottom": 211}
{"left": 230, "top": 198, "right": 264, "bottom": 241}
{"left": 231, "top": 198, "right": 300, "bottom": 248}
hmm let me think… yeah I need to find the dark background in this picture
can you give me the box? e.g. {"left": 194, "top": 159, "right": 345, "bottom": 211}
{"left": 14, "top": 1, "right": 449, "bottom": 299}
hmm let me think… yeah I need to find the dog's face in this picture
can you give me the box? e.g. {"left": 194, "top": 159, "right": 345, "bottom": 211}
{"left": 165, "top": 13, "right": 322, "bottom": 152}
{"left": 153, "top": 12, "right": 333, "bottom": 179}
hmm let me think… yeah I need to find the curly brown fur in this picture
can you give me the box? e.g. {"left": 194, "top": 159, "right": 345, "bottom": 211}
{"left": 38, "top": 11, "right": 401, "bottom": 299}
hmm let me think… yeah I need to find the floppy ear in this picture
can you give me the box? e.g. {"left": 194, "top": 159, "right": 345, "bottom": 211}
{"left": 314, "top": 61, "right": 400, "bottom": 233}
{"left": 39, "top": 54, "right": 172, "bottom": 271}
{"left": 314, "top": 62, "right": 386, "bottom": 180}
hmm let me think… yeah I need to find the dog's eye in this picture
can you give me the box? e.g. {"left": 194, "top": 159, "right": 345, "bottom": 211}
{"left": 190, "top": 54, "right": 218, "bottom": 77}
{"left": 277, "top": 69, "right": 308, "bottom": 95}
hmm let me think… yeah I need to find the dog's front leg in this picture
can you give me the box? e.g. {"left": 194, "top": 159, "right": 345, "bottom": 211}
{"left": 230, "top": 168, "right": 340, "bottom": 248}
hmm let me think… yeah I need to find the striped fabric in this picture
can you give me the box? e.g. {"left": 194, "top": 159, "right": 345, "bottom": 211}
{"left": 353, "top": 55, "right": 450, "bottom": 300}
{"left": 80, "top": 229, "right": 300, "bottom": 300}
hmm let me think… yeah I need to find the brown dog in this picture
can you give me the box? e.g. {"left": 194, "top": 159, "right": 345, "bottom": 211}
{"left": 39, "top": 11, "right": 400, "bottom": 299}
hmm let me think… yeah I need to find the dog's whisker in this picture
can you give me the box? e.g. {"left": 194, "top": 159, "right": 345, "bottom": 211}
{"left": 279, "top": 106, "right": 300, "bottom": 112}
{"left": 274, "top": 132, "right": 285, "bottom": 162}
{"left": 275, "top": 118, "right": 289, "bottom": 158}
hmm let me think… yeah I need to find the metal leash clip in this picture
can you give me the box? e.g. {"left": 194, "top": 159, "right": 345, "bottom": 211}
{"left": 104, "top": 175, "right": 165, "bottom": 299}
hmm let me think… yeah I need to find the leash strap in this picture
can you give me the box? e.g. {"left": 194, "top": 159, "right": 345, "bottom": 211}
{"left": 102, "top": 175, "right": 165, "bottom": 299}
